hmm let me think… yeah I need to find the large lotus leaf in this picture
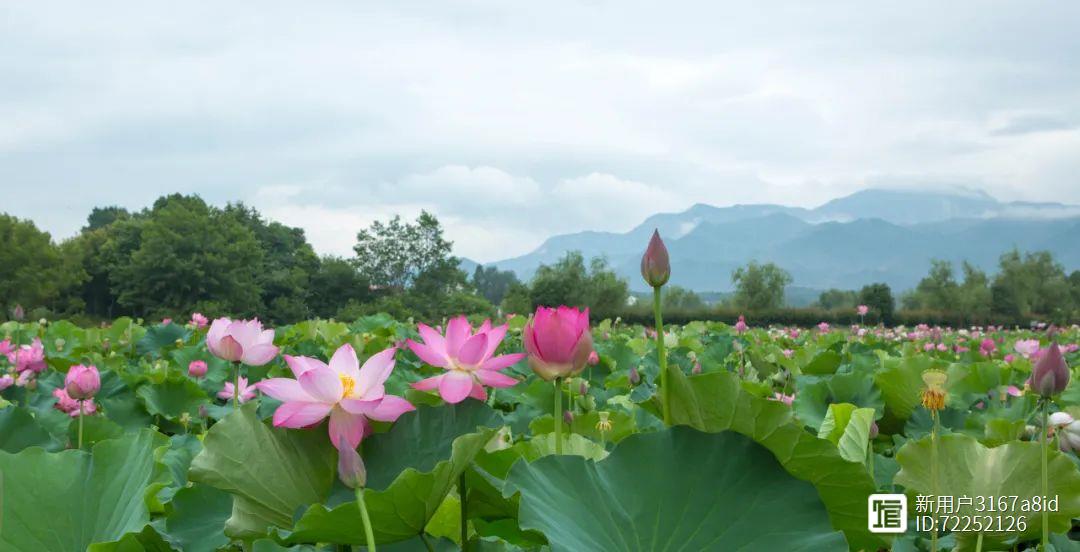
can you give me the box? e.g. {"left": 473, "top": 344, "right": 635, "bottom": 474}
{"left": 793, "top": 370, "right": 883, "bottom": 430}
{"left": 280, "top": 401, "right": 502, "bottom": 545}
{"left": 0, "top": 406, "right": 57, "bottom": 452}
{"left": 136, "top": 376, "right": 210, "bottom": 421}
{"left": 661, "top": 368, "right": 883, "bottom": 551}
{"left": 504, "top": 427, "right": 847, "bottom": 551}
{"left": 160, "top": 484, "right": 234, "bottom": 552}
{"left": 895, "top": 433, "right": 1080, "bottom": 549}
{"left": 0, "top": 429, "right": 170, "bottom": 551}
{"left": 137, "top": 323, "right": 190, "bottom": 357}
{"left": 188, "top": 403, "right": 336, "bottom": 540}
{"left": 803, "top": 350, "right": 843, "bottom": 375}
{"left": 817, "top": 403, "right": 875, "bottom": 464}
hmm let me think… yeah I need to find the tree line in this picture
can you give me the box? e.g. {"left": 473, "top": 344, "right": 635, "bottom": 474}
{"left": 2, "top": 194, "right": 1077, "bottom": 325}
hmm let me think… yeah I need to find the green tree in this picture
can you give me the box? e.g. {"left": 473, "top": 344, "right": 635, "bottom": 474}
{"left": 308, "top": 256, "right": 372, "bottom": 319}
{"left": 472, "top": 265, "right": 519, "bottom": 305}
{"left": 663, "top": 286, "right": 705, "bottom": 310}
{"left": 858, "top": 283, "right": 894, "bottom": 324}
{"left": 730, "top": 261, "right": 791, "bottom": 310}
{"left": 109, "top": 194, "right": 264, "bottom": 318}
{"left": 956, "top": 262, "right": 991, "bottom": 318}
{"left": 0, "top": 214, "right": 85, "bottom": 316}
{"left": 906, "top": 259, "right": 960, "bottom": 311}
{"left": 991, "top": 249, "right": 1071, "bottom": 319}
{"left": 353, "top": 211, "right": 461, "bottom": 291}
{"left": 500, "top": 282, "right": 533, "bottom": 315}
{"left": 817, "top": 288, "right": 858, "bottom": 310}
{"left": 529, "top": 252, "right": 629, "bottom": 318}
{"left": 83, "top": 206, "right": 130, "bottom": 232}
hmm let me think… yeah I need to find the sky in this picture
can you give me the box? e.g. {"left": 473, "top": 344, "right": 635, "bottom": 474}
{"left": 2, "top": 1, "right": 1079, "bottom": 262}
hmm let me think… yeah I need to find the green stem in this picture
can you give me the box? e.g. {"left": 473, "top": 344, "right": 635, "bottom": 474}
{"left": 653, "top": 286, "right": 670, "bottom": 425}
{"left": 867, "top": 443, "right": 875, "bottom": 484}
{"left": 77, "top": 403, "right": 84, "bottom": 450}
{"left": 554, "top": 377, "right": 563, "bottom": 454}
{"left": 1041, "top": 400, "right": 1049, "bottom": 549}
{"left": 459, "top": 471, "right": 469, "bottom": 551}
{"left": 355, "top": 487, "right": 376, "bottom": 552}
{"left": 975, "top": 531, "right": 983, "bottom": 552}
{"left": 931, "top": 410, "right": 939, "bottom": 552}
{"left": 234, "top": 362, "right": 241, "bottom": 411}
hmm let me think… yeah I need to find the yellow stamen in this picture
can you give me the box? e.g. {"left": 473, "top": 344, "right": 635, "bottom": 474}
{"left": 340, "top": 374, "right": 357, "bottom": 398}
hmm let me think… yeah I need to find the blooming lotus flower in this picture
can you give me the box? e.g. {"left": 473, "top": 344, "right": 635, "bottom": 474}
{"left": 640, "top": 229, "right": 671, "bottom": 288}
{"left": 8, "top": 338, "right": 46, "bottom": 373}
{"left": 817, "top": 322, "right": 830, "bottom": 333}
{"left": 190, "top": 312, "right": 209, "bottom": 328}
{"left": 0, "top": 374, "right": 13, "bottom": 391}
{"left": 523, "top": 306, "right": 594, "bottom": 381}
{"left": 1031, "top": 342, "right": 1069, "bottom": 398}
{"left": 257, "top": 344, "right": 414, "bottom": 450}
{"left": 734, "top": 315, "right": 748, "bottom": 334}
{"left": 782, "top": 349, "right": 794, "bottom": 358}
{"left": 979, "top": 338, "right": 997, "bottom": 356}
{"left": 218, "top": 376, "right": 257, "bottom": 403}
{"left": 64, "top": 364, "right": 100, "bottom": 400}
{"left": 857, "top": 304, "right": 869, "bottom": 316}
{"left": 0, "top": 339, "right": 11, "bottom": 357}
{"left": 1014, "top": 339, "right": 1040, "bottom": 358}
{"left": 188, "top": 360, "right": 208, "bottom": 378}
{"left": 407, "top": 316, "right": 525, "bottom": 404}
{"left": 52, "top": 388, "right": 96, "bottom": 417}
{"left": 207, "top": 318, "right": 279, "bottom": 365}
{"left": 1053, "top": 414, "right": 1080, "bottom": 453}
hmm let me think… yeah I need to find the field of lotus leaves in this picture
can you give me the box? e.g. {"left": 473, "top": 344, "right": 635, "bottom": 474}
{"left": 1, "top": 310, "right": 1079, "bottom": 552}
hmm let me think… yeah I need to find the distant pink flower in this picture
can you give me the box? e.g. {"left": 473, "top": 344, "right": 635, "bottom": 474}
{"left": 923, "top": 342, "right": 936, "bottom": 352}
{"left": 207, "top": 318, "right": 279, "bottom": 365}
{"left": 15, "top": 371, "right": 34, "bottom": 387}
{"left": 817, "top": 322, "right": 830, "bottom": 333}
{"left": 523, "top": 306, "right": 594, "bottom": 381}
{"left": 257, "top": 344, "right": 414, "bottom": 450}
{"left": 1065, "top": 344, "right": 1079, "bottom": 354}
{"left": 190, "top": 312, "right": 209, "bottom": 328}
{"left": 857, "top": 305, "right": 869, "bottom": 316}
{"left": 161, "top": 318, "right": 173, "bottom": 325}
{"left": 0, "top": 339, "right": 11, "bottom": 357}
{"left": 734, "top": 315, "right": 748, "bottom": 334}
{"left": 65, "top": 364, "right": 100, "bottom": 400}
{"left": 7, "top": 338, "right": 46, "bottom": 373}
{"left": 1004, "top": 353, "right": 1016, "bottom": 363}
{"left": 1005, "top": 385, "right": 1022, "bottom": 397}
{"left": 782, "top": 349, "right": 794, "bottom": 358}
{"left": 1014, "top": 339, "right": 1040, "bottom": 358}
{"left": 692, "top": 361, "right": 702, "bottom": 374}
{"left": 218, "top": 376, "right": 258, "bottom": 404}
{"left": 587, "top": 350, "right": 600, "bottom": 366}
{"left": 771, "top": 392, "right": 795, "bottom": 406}
{"left": 936, "top": 343, "right": 948, "bottom": 352}
{"left": 979, "top": 338, "right": 996, "bottom": 356}
{"left": 0, "top": 374, "right": 13, "bottom": 391}
{"left": 788, "top": 329, "right": 800, "bottom": 339}
{"left": 52, "top": 388, "right": 96, "bottom": 417}
{"left": 188, "top": 360, "right": 208, "bottom": 378}
{"left": 407, "top": 316, "right": 525, "bottom": 404}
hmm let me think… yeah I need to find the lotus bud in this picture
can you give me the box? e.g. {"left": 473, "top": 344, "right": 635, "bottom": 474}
{"left": 869, "top": 421, "right": 879, "bottom": 439}
{"left": 188, "top": 360, "right": 208, "bottom": 378}
{"left": 629, "top": 366, "right": 640, "bottom": 385}
{"left": 523, "top": 306, "right": 593, "bottom": 381}
{"left": 337, "top": 438, "right": 367, "bottom": 489}
{"left": 692, "top": 362, "right": 702, "bottom": 375}
{"left": 11, "top": 305, "right": 24, "bottom": 321}
{"left": 579, "top": 379, "right": 588, "bottom": 395}
{"left": 65, "top": 364, "right": 101, "bottom": 400}
{"left": 198, "top": 404, "right": 209, "bottom": 419}
{"left": 1032, "top": 342, "right": 1069, "bottom": 398}
{"left": 587, "top": 350, "right": 599, "bottom": 366}
{"left": 563, "top": 410, "right": 574, "bottom": 425}
{"left": 640, "top": 229, "right": 670, "bottom": 288}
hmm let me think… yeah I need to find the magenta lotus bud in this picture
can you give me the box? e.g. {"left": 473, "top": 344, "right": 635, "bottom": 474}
{"left": 198, "top": 404, "right": 209, "bottom": 418}
{"left": 640, "top": 229, "right": 670, "bottom": 288}
{"left": 869, "top": 421, "right": 879, "bottom": 439}
{"left": 579, "top": 380, "right": 588, "bottom": 395}
{"left": 1032, "top": 342, "right": 1069, "bottom": 398}
{"left": 587, "top": 350, "right": 599, "bottom": 366}
{"left": 11, "top": 304, "right": 24, "bottom": 321}
{"left": 64, "top": 364, "right": 100, "bottom": 400}
{"left": 692, "top": 362, "right": 703, "bottom": 374}
{"left": 523, "top": 306, "right": 593, "bottom": 381}
{"left": 563, "top": 410, "right": 574, "bottom": 425}
{"left": 188, "top": 360, "right": 208, "bottom": 378}
{"left": 337, "top": 438, "right": 367, "bottom": 489}
{"left": 629, "top": 366, "right": 640, "bottom": 385}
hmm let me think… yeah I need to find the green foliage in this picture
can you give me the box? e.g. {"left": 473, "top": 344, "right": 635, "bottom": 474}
{"left": 661, "top": 285, "right": 704, "bottom": 310}
{"left": 472, "top": 265, "right": 519, "bottom": 305}
{"left": 817, "top": 288, "right": 858, "bottom": 310}
{"left": 858, "top": 282, "right": 895, "bottom": 323}
{"left": 731, "top": 260, "right": 792, "bottom": 310}
{"left": 528, "top": 252, "right": 629, "bottom": 317}
{"left": 308, "top": 256, "right": 372, "bottom": 319}
{"left": 0, "top": 214, "right": 86, "bottom": 316}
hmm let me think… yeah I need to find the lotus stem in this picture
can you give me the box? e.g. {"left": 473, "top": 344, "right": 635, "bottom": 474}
{"left": 77, "top": 402, "right": 84, "bottom": 450}
{"left": 355, "top": 486, "right": 376, "bottom": 552}
{"left": 652, "top": 286, "right": 670, "bottom": 425}
{"left": 459, "top": 471, "right": 469, "bottom": 551}
{"left": 233, "top": 361, "right": 240, "bottom": 411}
{"left": 554, "top": 377, "right": 563, "bottom": 454}
{"left": 420, "top": 534, "right": 435, "bottom": 552}
{"left": 1041, "top": 399, "right": 1049, "bottom": 549}
{"left": 930, "top": 410, "right": 939, "bottom": 552}
{"left": 975, "top": 531, "right": 983, "bottom": 552}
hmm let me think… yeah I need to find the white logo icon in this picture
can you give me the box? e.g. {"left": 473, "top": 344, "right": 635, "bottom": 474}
{"left": 868, "top": 493, "right": 908, "bottom": 533}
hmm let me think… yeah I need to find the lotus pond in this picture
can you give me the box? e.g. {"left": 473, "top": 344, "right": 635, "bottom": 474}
{"left": 1, "top": 313, "right": 1078, "bottom": 552}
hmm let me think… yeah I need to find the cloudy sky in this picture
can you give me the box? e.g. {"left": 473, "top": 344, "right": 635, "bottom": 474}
{"left": 3, "top": 1, "right": 1079, "bottom": 262}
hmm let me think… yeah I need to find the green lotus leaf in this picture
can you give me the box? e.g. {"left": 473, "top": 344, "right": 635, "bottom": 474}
{"left": 895, "top": 433, "right": 1080, "bottom": 549}
{"left": 818, "top": 403, "right": 875, "bottom": 464}
{"left": 0, "top": 429, "right": 170, "bottom": 551}
{"left": 0, "top": 406, "right": 56, "bottom": 452}
{"left": 504, "top": 427, "right": 848, "bottom": 551}
{"left": 793, "top": 370, "right": 883, "bottom": 430}
{"left": 188, "top": 403, "right": 336, "bottom": 540}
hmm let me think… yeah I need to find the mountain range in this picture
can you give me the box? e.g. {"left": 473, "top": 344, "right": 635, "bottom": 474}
{"left": 478, "top": 189, "right": 1080, "bottom": 295}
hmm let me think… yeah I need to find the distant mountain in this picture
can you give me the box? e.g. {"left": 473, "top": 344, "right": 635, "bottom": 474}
{"left": 483, "top": 188, "right": 1080, "bottom": 296}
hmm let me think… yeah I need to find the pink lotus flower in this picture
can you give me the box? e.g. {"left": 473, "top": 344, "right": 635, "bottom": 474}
{"left": 0, "top": 339, "right": 11, "bottom": 357}
{"left": 7, "top": 338, "right": 46, "bottom": 373}
{"left": 161, "top": 318, "right": 173, "bottom": 325}
{"left": 1032, "top": 342, "right": 1069, "bottom": 397}
{"left": 65, "top": 364, "right": 100, "bottom": 400}
{"left": 1005, "top": 385, "right": 1022, "bottom": 397}
{"left": 734, "top": 315, "right": 749, "bottom": 334}
{"left": 52, "top": 388, "right": 97, "bottom": 417}
{"left": 979, "top": 338, "right": 996, "bottom": 356}
{"left": 782, "top": 349, "right": 794, "bottom": 358}
{"left": 218, "top": 376, "right": 258, "bottom": 403}
{"left": 523, "top": 306, "right": 594, "bottom": 381}
{"left": 207, "top": 318, "right": 279, "bottom": 365}
{"left": 1004, "top": 353, "right": 1016, "bottom": 363}
{"left": 1014, "top": 339, "right": 1040, "bottom": 358}
{"left": 188, "top": 360, "right": 208, "bottom": 378}
{"left": 257, "top": 344, "right": 414, "bottom": 450}
{"left": 587, "top": 350, "right": 600, "bottom": 366}
{"left": 407, "top": 316, "right": 525, "bottom": 403}
{"left": 771, "top": 392, "right": 795, "bottom": 406}
{"left": 817, "top": 322, "right": 830, "bottom": 333}
{"left": 857, "top": 305, "right": 869, "bottom": 316}
{"left": 190, "top": 312, "right": 209, "bottom": 328}
{"left": 0, "top": 374, "right": 13, "bottom": 391}
{"left": 936, "top": 343, "right": 948, "bottom": 352}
